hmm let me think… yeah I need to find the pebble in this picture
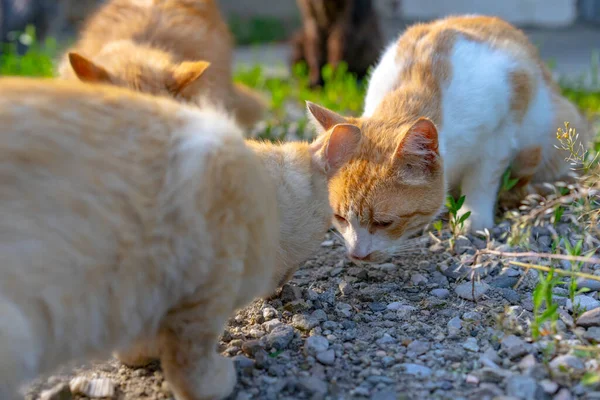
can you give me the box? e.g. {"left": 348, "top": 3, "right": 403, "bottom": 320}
{"left": 263, "top": 319, "right": 282, "bottom": 333}
{"left": 584, "top": 326, "right": 600, "bottom": 342}
{"left": 501, "top": 335, "right": 530, "bottom": 359}
{"left": 292, "top": 314, "right": 319, "bottom": 331}
{"left": 447, "top": 316, "right": 462, "bottom": 334}
{"left": 233, "top": 355, "right": 255, "bottom": 369}
{"left": 577, "top": 308, "right": 600, "bottom": 327}
{"left": 462, "top": 311, "right": 482, "bottom": 321}
{"left": 304, "top": 335, "right": 329, "bottom": 356}
{"left": 396, "top": 305, "right": 417, "bottom": 320}
{"left": 298, "top": 376, "right": 328, "bottom": 395}
{"left": 339, "top": 280, "right": 354, "bottom": 296}
{"left": 407, "top": 340, "right": 430, "bottom": 356}
{"left": 455, "top": 282, "right": 490, "bottom": 301}
{"left": 279, "top": 284, "right": 303, "bottom": 303}
{"left": 376, "top": 333, "right": 396, "bottom": 345}
{"left": 566, "top": 295, "right": 600, "bottom": 312}
{"left": 316, "top": 349, "right": 335, "bottom": 365}
{"left": 369, "top": 302, "right": 387, "bottom": 312}
{"left": 411, "top": 273, "right": 428, "bottom": 286}
{"left": 69, "top": 377, "right": 115, "bottom": 398}
{"left": 465, "top": 374, "right": 479, "bottom": 385}
{"left": 554, "top": 388, "right": 574, "bottom": 400}
{"left": 399, "top": 363, "right": 432, "bottom": 377}
{"left": 549, "top": 354, "right": 586, "bottom": 382}
{"left": 431, "top": 288, "right": 450, "bottom": 299}
{"left": 463, "top": 337, "right": 480, "bottom": 352}
{"left": 386, "top": 301, "right": 403, "bottom": 311}
{"left": 321, "top": 240, "right": 334, "bottom": 247}
{"left": 336, "top": 302, "right": 353, "bottom": 318}
{"left": 265, "top": 325, "right": 295, "bottom": 350}
{"left": 40, "top": 383, "right": 72, "bottom": 400}
{"left": 540, "top": 379, "right": 559, "bottom": 394}
{"left": 490, "top": 276, "right": 519, "bottom": 288}
{"left": 499, "top": 288, "right": 521, "bottom": 304}
{"left": 262, "top": 307, "right": 278, "bottom": 320}
{"left": 505, "top": 375, "right": 541, "bottom": 399}
{"left": 372, "top": 389, "right": 398, "bottom": 400}
{"left": 577, "top": 278, "right": 600, "bottom": 292}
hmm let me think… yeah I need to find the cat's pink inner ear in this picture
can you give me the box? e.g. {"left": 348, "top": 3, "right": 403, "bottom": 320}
{"left": 306, "top": 101, "right": 347, "bottom": 133}
{"left": 68, "top": 52, "right": 111, "bottom": 83}
{"left": 397, "top": 118, "right": 439, "bottom": 158}
{"left": 310, "top": 123, "right": 360, "bottom": 177}
{"left": 172, "top": 61, "right": 211, "bottom": 93}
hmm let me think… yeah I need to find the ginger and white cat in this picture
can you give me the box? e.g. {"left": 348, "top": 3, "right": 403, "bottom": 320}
{"left": 0, "top": 79, "right": 358, "bottom": 400}
{"left": 307, "top": 15, "right": 591, "bottom": 262}
{"left": 58, "top": 0, "right": 265, "bottom": 130}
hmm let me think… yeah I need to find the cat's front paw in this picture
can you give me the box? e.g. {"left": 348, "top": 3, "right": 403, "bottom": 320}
{"left": 114, "top": 340, "right": 159, "bottom": 367}
{"left": 461, "top": 208, "right": 494, "bottom": 234}
{"left": 168, "top": 355, "right": 236, "bottom": 400}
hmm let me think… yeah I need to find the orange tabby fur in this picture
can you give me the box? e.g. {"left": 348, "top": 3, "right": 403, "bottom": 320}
{"left": 58, "top": 0, "right": 266, "bottom": 130}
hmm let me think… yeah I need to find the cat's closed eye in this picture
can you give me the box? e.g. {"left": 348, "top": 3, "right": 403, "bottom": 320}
{"left": 372, "top": 220, "right": 393, "bottom": 229}
{"left": 334, "top": 214, "right": 347, "bottom": 224}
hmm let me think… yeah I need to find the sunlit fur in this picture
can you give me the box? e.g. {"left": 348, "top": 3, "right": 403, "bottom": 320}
{"left": 58, "top": 0, "right": 266, "bottom": 130}
{"left": 0, "top": 78, "right": 278, "bottom": 400}
{"left": 308, "top": 15, "right": 592, "bottom": 262}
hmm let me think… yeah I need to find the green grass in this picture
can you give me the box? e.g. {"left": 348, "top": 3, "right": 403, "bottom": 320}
{"left": 229, "top": 15, "right": 296, "bottom": 46}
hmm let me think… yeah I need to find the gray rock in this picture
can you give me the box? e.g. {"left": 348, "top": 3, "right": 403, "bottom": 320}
{"left": 463, "top": 337, "right": 480, "bottom": 352}
{"left": 577, "top": 278, "right": 600, "bottom": 292}
{"left": 233, "top": 355, "right": 255, "bottom": 369}
{"left": 378, "top": 263, "right": 398, "bottom": 272}
{"left": 265, "top": 325, "right": 295, "bottom": 350}
{"left": 263, "top": 319, "right": 282, "bottom": 333}
{"left": 376, "top": 333, "right": 396, "bottom": 345}
{"left": 553, "top": 388, "right": 573, "bottom": 400}
{"left": 503, "top": 268, "right": 521, "bottom": 277}
{"left": 431, "top": 288, "right": 450, "bottom": 299}
{"left": 262, "top": 307, "right": 278, "bottom": 320}
{"left": 577, "top": 308, "right": 600, "bottom": 327}
{"left": 298, "top": 376, "right": 328, "bottom": 395}
{"left": 455, "top": 282, "right": 490, "bottom": 301}
{"left": 316, "top": 349, "right": 335, "bottom": 365}
{"left": 69, "top": 377, "right": 115, "bottom": 398}
{"left": 386, "top": 301, "right": 403, "bottom": 311}
{"left": 566, "top": 295, "right": 600, "bottom": 312}
{"left": 40, "top": 383, "right": 72, "bottom": 400}
{"left": 369, "top": 302, "right": 387, "bottom": 312}
{"left": 339, "top": 280, "right": 354, "bottom": 296}
{"left": 381, "top": 356, "right": 396, "bottom": 367}
{"left": 583, "top": 327, "right": 600, "bottom": 342}
{"left": 490, "top": 276, "right": 519, "bottom": 288}
{"left": 462, "top": 311, "right": 482, "bottom": 321}
{"left": 540, "top": 379, "right": 559, "bottom": 394}
{"left": 476, "top": 367, "right": 512, "bottom": 383}
{"left": 372, "top": 389, "right": 398, "bottom": 400}
{"left": 407, "top": 340, "right": 430, "bottom": 356}
{"left": 505, "top": 375, "right": 542, "bottom": 400}
{"left": 310, "top": 309, "right": 328, "bottom": 323}
{"left": 399, "top": 363, "right": 432, "bottom": 377}
{"left": 291, "top": 314, "right": 319, "bottom": 331}
{"left": 336, "top": 303, "right": 353, "bottom": 318}
{"left": 501, "top": 335, "right": 531, "bottom": 359}
{"left": 411, "top": 273, "right": 428, "bottom": 286}
{"left": 396, "top": 305, "right": 417, "bottom": 320}
{"left": 499, "top": 288, "right": 521, "bottom": 304}
{"left": 431, "top": 271, "right": 450, "bottom": 286}
{"left": 304, "top": 335, "right": 329, "bottom": 356}
{"left": 549, "top": 355, "right": 586, "bottom": 382}
{"left": 279, "top": 284, "right": 303, "bottom": 303}
{"left": 447, "top": 316, "right": 462, "bottom": 334}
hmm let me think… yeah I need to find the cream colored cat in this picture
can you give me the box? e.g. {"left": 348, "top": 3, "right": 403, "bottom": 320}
{"left": 307, "top": 15, "right": 592, "bottom": 262}
{"left": 0, "top": 79, "right": 359, "bottom": 400}
{"left": 0, "top": 78, "right": 278, "bottom": 400}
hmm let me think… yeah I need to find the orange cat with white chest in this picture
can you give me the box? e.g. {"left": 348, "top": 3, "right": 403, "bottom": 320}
{"left": 59, "top": 0, "right": 265, "bottom": 130}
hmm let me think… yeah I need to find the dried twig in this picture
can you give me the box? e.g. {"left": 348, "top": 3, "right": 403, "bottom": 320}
{"left": 475, "top": 249, "right": 600, "bottom": 265}
{"left": 510, "top": 261, "right": 600, "bottom": 282}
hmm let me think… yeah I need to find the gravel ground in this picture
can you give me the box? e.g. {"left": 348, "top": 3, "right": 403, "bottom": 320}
{"left": 24, "top": 186, "right": 600, "bottom": 400}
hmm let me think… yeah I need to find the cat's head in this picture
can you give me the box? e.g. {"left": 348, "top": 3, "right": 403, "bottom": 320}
{"left": 65, "top": 43, "right": 209, "bottom": 101}
{"left": 307, "top": 102, "right": 445, "bottom": 263}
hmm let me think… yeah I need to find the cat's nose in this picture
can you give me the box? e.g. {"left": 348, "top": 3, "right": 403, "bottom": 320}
{"left": 349, "top": 250, "right": 371, "bottom": 261}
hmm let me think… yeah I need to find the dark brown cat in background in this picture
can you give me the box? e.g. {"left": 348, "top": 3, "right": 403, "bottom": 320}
{"left": 291, "top": 0, "right": 384, "bottom": 87}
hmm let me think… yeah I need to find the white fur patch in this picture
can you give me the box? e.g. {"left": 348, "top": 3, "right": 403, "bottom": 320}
{"left": 363, "top": 40, "right": 404, "bottom": 117}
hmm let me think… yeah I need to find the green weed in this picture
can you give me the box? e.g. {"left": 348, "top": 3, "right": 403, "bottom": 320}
{"left": 445, "top": 194, "right": 471, "bottom": 251}
{"left": 531, "top": 265, "right": 561, "bottom": 340}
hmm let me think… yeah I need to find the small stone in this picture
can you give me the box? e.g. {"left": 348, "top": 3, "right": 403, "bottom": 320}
{"left": 40, "top": 383, "right": 72, "bottom": 400}
{"left": 381, "top": 356, "right": 396, "bottom": 367}
{"left": 540, "top": 379, "right": 559, "bottom": 394}
{"left": 455, "top": 282, "right": 490, "bottom": 301}
{"left": 482, "top": 348, "right": 502, "bottom": 364}
{"left": 499, "top": 288, "right": 521, "bottom": 304}
{"left": 292, "top": 314, "right": 319, "bottom": 331}
{"left": 503, "top": 268, "right": 521, "bottom": 277}
{"left": 378, "top": 263, "right": 398, "bottom": 272}
{"left": 431, "top": 271, "right": 450, "bottom": 286}
{"left": 316, "top": 349, "right": 335, "bottom": 365}
{"left": 338, "top": 280, "right": 354, "bottom": 296}
{"left": 554, "top": 388, "right": 573, "bottom": 400}
{"left": 263, "top": 318, "right": 282, "bottom": 333}
{"left": 298, "top": 376, "right": 328, "bottom": 395}
{"left": 330, "top": 267, "right": 343, "bottom": 277}
{"left": 462, "top": 311, "right": 482, "bottom": 321}
{"left": 577, "top": 308, "right": 600, "bottom": 327}
{"left": 321, "top": 240, "right": 334, "bottom": 247}
{"left": 549, "top": 355, "right": 586, "bottom": 382}
{"left": 161, "top": 381, "right": 172, "bottom": 396}
{"left": 396, "top": 305, "right": 417, "bottom": 320}
{"left": 262, "top": 307, "right": 278, "bottom": 320}
{"left": 477, "top": 367, "right": 511, "bottom": 383}
{"left": 490, "top": 276, "right": 519, "bottom": 288}
{"left": 69, "top": 377, "right": 115, "bottom": 398}
{"left": 241, "top": 340, "right": 263, "bottom": 356}
{"left": 501, "top": 335, "right": 530, "bottom": 359}
{"left": 465, "top": 374, "right": 479, "bottom": 385}
{"left": 265, "top": 325, "right": 295, "bottom": 350}
{"left": 279, "top": 284, "right": 303, "bottom": 304}
{"left": 577, "top": 278, "right": 600, "bottom": 292}
{"left": 376, "top": 333, "right": 396, "bottom": 345}
{"left": 304, "top": 335, "right": 329, "bottom": 356}
{"left": 505, "top": 375, "right": 541, "bottom": 399}
{"left": 429, "top": 242, "right": 446, "bottom": 253}
{"left": 411, "top": 273, "right": 428, "bottom": 286}
{"left": 335, "top": 302, "right": 353, "bottom": 318}
{"left": 407, "top": 340, "right": 430, "bottom": 356}
{"left": 369, "top": 302, "right": 387, "bottom": 312}
{"left": 311, "top": 309, "right": 328, "bottom": 323}
{"left": 566, "top": 295, "right": 600, "bottom": 312}
{"left": 372, "top": 389, "right": 398, "bottom": 400}
{"left": 518, "top": 354, "right": 537, "bottom": 373}
{"left": 447, "top": 316, "right": 462, "bottom": 334}
{"left": 233, "top": 355, "right": 255, "bottom": 369}
{"left": 431, "top": 288, "right": 450, "bottom": 299}
{"left": 386, "top": 301, "right": 403, "bottom": 311}
{"left": 463, "top": 337, "right": 480, "bottom": 352}
{"left": 399, "top": 363, "right": 432, "bottom": 377}
{"left": 584, "top": 327, "right": 600, "bottom": 342}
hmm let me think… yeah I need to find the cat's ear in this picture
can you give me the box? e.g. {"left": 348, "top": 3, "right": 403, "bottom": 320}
{"left": 171, "top": 61, "right": 211, "bottom": 93}
{"left": 68, "top": 52, "right": 111, "bottom": 83}
{"left": 306, "top": 101, "right": 347, "bottom": 134}
{"left": 310, "top": 123, "right": 361, "bottom": 177}
{"left": 393, "top": 118, "right": 440, "bottom": 184}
